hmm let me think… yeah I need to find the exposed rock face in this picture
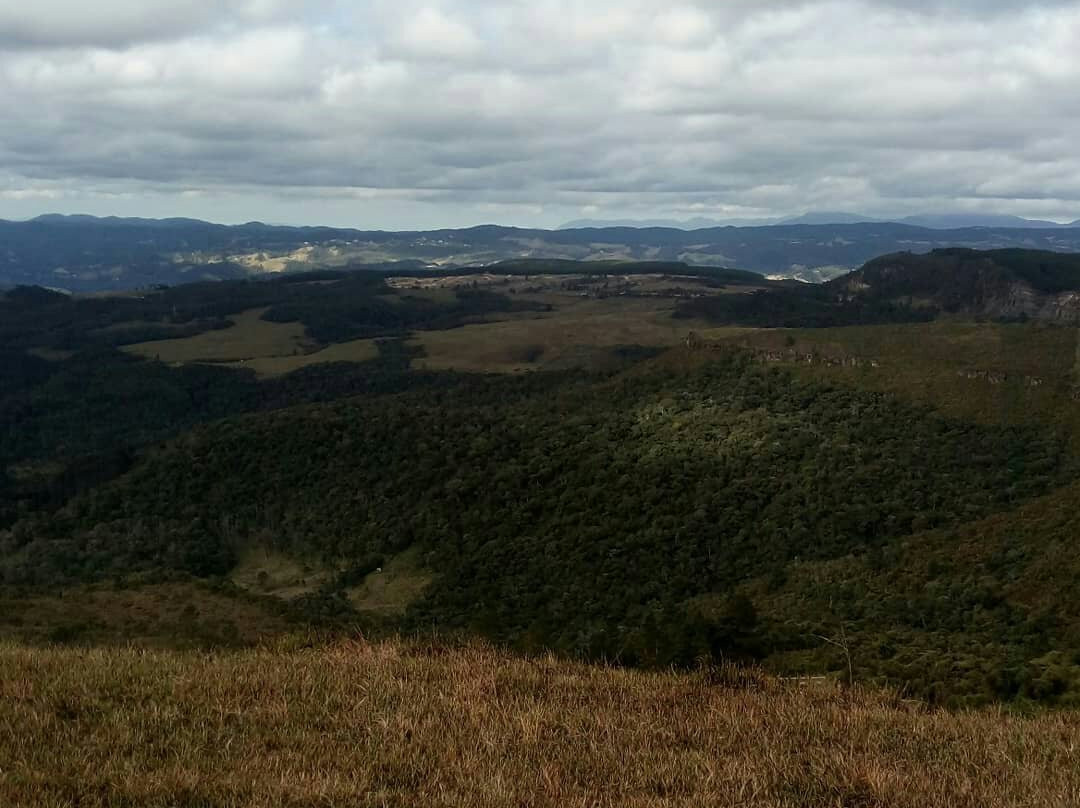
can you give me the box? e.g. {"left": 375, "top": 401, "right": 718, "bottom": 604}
{"left": 750, "top": 349, "right": 880, "bottom": 369}
{"left": 1038, "top": 290, "right": 1080, "bottom": 323}
{"left": 957, "top": 369, "right": 1046, "bottom": 387}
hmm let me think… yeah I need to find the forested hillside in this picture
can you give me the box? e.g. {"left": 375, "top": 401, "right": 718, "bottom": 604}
{"left": 4, "top": 251, "right": 1080, "bottom": 707}
{"left": 677, "top": 248, "right": 1080, "bottom": 327}
{"left": 7, "top": 353, "right": 1072, "bottom": 704}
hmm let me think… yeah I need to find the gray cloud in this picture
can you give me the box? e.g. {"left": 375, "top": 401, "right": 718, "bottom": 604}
{"left": 0, "top": 1, "right": 331, "bottom": 48}
{"left": 1, "top": 0, "right": 1080, "bottom": 228}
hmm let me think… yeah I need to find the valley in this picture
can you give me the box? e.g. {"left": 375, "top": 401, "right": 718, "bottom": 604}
{"left": 10, "top": 2, "right": 1080, "bottom": 801}
{"left": 4, "top": 249, "right": 1080, "bottom": 710}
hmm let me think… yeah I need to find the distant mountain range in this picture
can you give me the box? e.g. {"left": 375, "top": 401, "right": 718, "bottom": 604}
{"left": 560, "top": 212, "right": 1080, "bottom": 230}
{"left": 6, "top": 213, "right": 1080, "bottom": 292}
{"left": 28, "top": 214, "right": 225, "bottom": 229}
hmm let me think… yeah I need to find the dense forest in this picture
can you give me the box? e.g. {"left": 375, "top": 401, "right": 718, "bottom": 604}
{"left": 0, "top": 272, "right": 541, "bottom": 526}
{"left": 3, "top": 349, "right": 1076, "bottom": 704}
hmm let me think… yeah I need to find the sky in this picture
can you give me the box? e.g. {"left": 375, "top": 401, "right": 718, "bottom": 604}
{"left": 1, "top": 0, "right": 1079, "bottom": 229}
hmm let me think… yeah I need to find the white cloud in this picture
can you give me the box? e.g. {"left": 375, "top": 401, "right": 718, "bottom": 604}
{"left": 394, "top": 7, "right": 482, "bottom": 60}
{"left": 0, "top": 0, "right": 320, "bottom": 48}
{"left": 653, "top": 7, "right": 715, "bottom": 47}
{"left": 1, "top": 0, "right": 1080, "bottom": 226}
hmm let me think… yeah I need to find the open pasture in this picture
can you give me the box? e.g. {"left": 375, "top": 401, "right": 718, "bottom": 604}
{"left": 224, "top": 337, "right": 380, "bottom": 378}
{"left": 123, "top": 307, "right": 313, "bottom": 364}
{"left": 410, "top": 296, "right": 749, "bottom": 373}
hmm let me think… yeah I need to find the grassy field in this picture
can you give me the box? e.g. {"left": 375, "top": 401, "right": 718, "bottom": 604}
{"left": 409, "top": 297, "right": 746, "bottom": 373}
{"left": 114, "top": 279, "right": 756, "bottom": 376}
{"left": 223, "top": 336, "right": 380, "bottom": 378}
{"left": 2, "top": 639, "right": 1079, "bottom": 807}
{"left": 123, "top": 307, "right": 313, "bottom": 365}
{"left": 347, "top": 546, "right": 434, "bottom": 616}
{"left": 229, "top": 548, "right": 337, "bottom": 600}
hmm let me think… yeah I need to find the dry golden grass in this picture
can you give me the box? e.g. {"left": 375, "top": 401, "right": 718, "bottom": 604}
{"left": 123, "top": 308, "right": 313, "bottom": 364}
{"left": 2, "top": 639, "right": 1078, "bottom": 807}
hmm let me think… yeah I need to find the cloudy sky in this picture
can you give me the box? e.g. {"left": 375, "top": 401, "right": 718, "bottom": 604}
{"left": 1, "top": 0, "right": 1078, "bottom": 228}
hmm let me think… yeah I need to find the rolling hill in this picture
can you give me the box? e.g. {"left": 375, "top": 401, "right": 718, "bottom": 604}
{"left": 4, "top": 249, "right": 1080, "bottom": 707}
{"left": 7, "top": 214, "right": 1080, "bottom": 292}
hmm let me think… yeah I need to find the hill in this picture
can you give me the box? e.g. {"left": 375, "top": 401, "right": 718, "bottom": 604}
{"left": 834, "top": 248, "right": 1080, "bottom": 316}
{"left": 3, "top": 639, "right": 1079, "bottom": 808}
{"left": 678, "top": 248, "right": 1080, "bottom": 327}
{"left": 898, "top": 214, "right": 1078, "bottom": 230}
{"left": 9, "top": 215, "right": 1080, "bottom": 291}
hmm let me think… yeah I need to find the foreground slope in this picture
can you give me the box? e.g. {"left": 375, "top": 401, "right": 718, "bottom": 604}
{"left": 2, "top": 639, "right": 1079, "bottom": 808}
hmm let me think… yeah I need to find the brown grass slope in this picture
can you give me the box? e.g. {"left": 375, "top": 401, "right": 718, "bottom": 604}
{"left": 2, "top": 640, "right": 1079, "bottom": 808}
{"left": 0, "top": 582, "right": 295, "bottom": 649}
